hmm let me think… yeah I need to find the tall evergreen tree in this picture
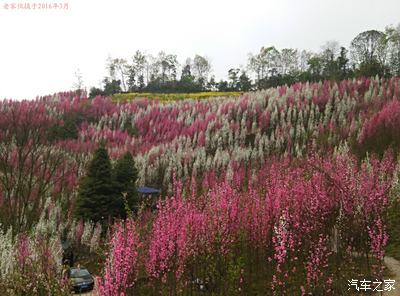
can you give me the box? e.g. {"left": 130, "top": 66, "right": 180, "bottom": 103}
{"left": 337, "top": 47, "right": 350, "bottom": 79}
{"left": 113, "top": 152, "right": 139, "bottom": 215}
{"left": 239, "top": 71, "right": 252, "bottom": 91}
{"left": 75, "top": 145, "right": 119, "bottom": 222}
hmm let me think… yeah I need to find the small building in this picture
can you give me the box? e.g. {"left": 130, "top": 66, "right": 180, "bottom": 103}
{"left": 137, "top": 186, "right": 161, "bottom": 210}
{"left": 137, "top": 186, "right": 161, "bottom": 195}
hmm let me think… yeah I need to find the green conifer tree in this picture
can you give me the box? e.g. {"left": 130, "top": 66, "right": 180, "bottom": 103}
{"left": 113, "top": 152, "right": 139, "bottom": 215}
{"left": 75, "top": 145, "right": 119, "bottom": 222}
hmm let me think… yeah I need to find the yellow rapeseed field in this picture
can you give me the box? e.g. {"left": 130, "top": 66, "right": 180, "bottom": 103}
{"left": 112, "top": 92, "right": 242, "bottom": 102}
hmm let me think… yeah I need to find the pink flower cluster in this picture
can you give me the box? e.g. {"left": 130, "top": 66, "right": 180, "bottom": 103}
{"left": 96, "top": 219, "right": 138, "bottom": 296}
{"left": 359, "top": 99, "right": 400, "bottom": 144}
{"left": 133, "top": 152, "right": 394, "bottom": 292}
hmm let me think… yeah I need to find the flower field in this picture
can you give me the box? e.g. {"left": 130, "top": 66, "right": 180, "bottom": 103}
{"left": 0, "top": 77, "right": 400, "bottom": 295}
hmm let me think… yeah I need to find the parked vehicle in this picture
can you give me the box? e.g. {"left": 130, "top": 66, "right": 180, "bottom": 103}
{"left": 69, "top": 267, "right": 94, "bottom": 293}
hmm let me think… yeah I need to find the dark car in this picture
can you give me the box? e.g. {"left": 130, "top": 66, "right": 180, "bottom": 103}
{"left": 70, "top": 267, "right": 94, "bottom": 293}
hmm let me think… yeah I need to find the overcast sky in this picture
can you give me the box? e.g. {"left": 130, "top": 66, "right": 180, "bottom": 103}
{"left": 0, "top": 0, "right": 399, "bottom": 99}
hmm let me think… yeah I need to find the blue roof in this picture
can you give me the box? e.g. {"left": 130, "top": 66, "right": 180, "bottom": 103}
{"left": 137, "top": 186, "right": 161, "bottom": 194}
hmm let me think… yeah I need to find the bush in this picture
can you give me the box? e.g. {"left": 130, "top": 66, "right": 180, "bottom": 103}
{"left": 357, "top": 100, "right": 400, "bottom": 157}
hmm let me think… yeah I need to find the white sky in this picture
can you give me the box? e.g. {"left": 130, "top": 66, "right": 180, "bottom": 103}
{"left": 0, "top": 0, "right": 399, "bottom": 99}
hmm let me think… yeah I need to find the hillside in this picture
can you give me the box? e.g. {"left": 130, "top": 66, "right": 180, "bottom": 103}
{"left": 0, "top": 77, "right": 399, "bottom": 295}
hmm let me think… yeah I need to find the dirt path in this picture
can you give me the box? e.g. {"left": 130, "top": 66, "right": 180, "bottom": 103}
{"left": 383, "top": 256, "right": 400, "bottom": 296}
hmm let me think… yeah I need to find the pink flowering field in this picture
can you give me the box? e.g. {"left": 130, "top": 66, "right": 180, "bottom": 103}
{"left": 0, "top": 77, "right": 400, "bottom": 295}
